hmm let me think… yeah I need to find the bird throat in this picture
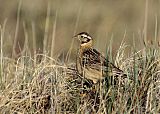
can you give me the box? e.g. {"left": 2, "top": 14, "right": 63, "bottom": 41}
{"left": 80, "top": 40, "right": 93, "bottom": 51}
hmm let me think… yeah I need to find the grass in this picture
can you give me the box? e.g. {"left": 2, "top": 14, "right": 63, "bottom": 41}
{"left": 0, "top": 39, "right": 159, "bottom": 113}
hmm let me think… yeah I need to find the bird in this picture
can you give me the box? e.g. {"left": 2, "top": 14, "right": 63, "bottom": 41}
{"left": 74, "top": 32, "right": 126, "bottom": 84}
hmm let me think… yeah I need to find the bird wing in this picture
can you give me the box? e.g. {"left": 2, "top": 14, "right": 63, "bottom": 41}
{"left": 82, "top": 48, "right": 125, "bottom": 77}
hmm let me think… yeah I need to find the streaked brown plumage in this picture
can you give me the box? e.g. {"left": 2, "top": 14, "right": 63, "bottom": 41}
{"left": 74, "top": 32, "right": 126, "bottom": 83}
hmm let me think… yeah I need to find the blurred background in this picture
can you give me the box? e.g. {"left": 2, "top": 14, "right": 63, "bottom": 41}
{"left": 0, "top": 0, "right": 160, "bottom": 61}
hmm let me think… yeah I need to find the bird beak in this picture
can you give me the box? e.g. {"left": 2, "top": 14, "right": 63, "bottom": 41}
{"left": 73, "top": 35, "right": 77, "bottom": 38}
{"left": 73, "top": 35, "right": 81, "bottom": 41}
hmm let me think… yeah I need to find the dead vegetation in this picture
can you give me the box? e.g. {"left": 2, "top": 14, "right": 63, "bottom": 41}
{"left": 0, "top": 43, "right": 159, "bottom": 113}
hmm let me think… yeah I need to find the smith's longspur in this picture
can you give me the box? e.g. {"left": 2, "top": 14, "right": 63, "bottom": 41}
{"left": 74, "top": 32, "right": 126, "bottom": 84}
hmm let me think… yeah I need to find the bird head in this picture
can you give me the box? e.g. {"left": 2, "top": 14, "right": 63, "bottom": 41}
{"left": 74, "top": 32, "right": 93, "bottom": 49}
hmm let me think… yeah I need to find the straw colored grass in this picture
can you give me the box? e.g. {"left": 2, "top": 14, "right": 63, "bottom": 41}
{"left": 0, "top": 44, "right": 159, "bottom": 113}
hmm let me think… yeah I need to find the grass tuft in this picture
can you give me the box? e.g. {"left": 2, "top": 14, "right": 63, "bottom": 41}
{"left": 0, "top": 43, "right": 159, "bottom": 113}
